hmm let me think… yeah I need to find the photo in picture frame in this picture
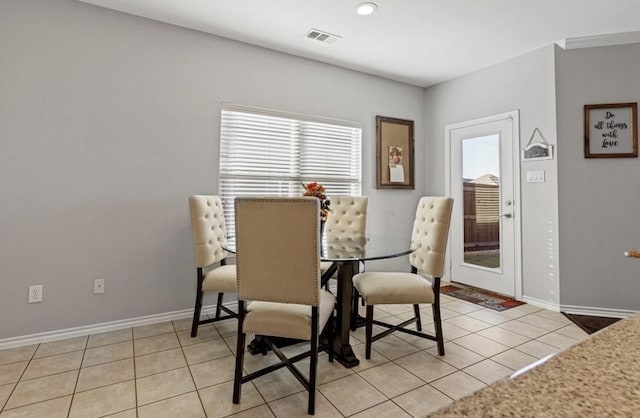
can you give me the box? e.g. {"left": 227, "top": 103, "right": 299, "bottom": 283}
{"left": 376, "top": 116, "right": 414, "bottom": 189}
{"left": 584, "top": 103, "right": 638, "bottom": 158}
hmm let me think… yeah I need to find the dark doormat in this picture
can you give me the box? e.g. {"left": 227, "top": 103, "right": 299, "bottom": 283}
{"left": 562, "top": 313, "right": 621, "bottom": 335}
{"left": 440, "top": 284, "right": 525, "bottom": 311}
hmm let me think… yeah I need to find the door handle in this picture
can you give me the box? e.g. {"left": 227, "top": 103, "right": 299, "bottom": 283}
{"left": 501, "top": 213, "right": 513, "bottom": 219}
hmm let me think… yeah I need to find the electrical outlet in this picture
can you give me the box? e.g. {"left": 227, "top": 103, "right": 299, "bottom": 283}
{"left": 93, "top": 279, "right": 105, "bottom": 294}
{"left": 29, "top": 285, "right": 43, "bottom": 303}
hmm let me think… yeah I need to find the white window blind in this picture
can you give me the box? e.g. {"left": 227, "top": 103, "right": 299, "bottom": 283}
{"left": 219, "top": 103, "right": 362, "bottom": 236}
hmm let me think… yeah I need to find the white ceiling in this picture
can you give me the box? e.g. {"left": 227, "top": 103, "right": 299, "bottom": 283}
{"left": 77, "top": 0, "right": 640, "bottom": 87}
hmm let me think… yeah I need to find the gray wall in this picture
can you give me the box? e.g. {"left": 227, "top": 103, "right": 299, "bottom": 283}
{"left": 555, "top": 43, "right": 640, "bottom": 312}
{"left": 423, "top": 46, "right": 561, "bottom": 306}
{"left": 0, "top": 0, "right": 425, "bottom": 339}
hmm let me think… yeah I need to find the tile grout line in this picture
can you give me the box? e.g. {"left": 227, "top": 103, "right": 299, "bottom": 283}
{"left": 2, "top": 395, "right": 75, "bottom": 415}
{"left": 71, "top": 362, "right": 137, "bottom": 396}
{"left": 11, "top": 353, "right": 86, "bottom": 384}
{"left": 355, "top": 366, "right": 439, "bottom": 415}
{"left": 0, "top": 343, "right": 39, "bottom": 413}
{"left": 391, "top": 388, "right": 450, "bottom": 418}
{"left": 465, "top": 319, "right": 578, "bottom": 363}
{"left": 316, "top": 382, "right": 348, "bottom": 417}
{"left": 11, "top": 377, "right": 139, "bottom": 413}
{"left": 345, "top": 397, "right": 388, "bottom": 417}
{"left": 79, "top": 343, "right": 135, "bottom": 370}
{"left": 174, "top": 320, "right": 209, "bottom": 417}
{"left": 86, "top": 337, "right": 133, "bottom": 351}
{"left": 66, "top": 336, "right": 89, "bottom": 418}
{"left": 130, "top": 327, "right": 139, "bottom": 417}
{"left": 395, "top": 323, "right": 502, "bottom": 373}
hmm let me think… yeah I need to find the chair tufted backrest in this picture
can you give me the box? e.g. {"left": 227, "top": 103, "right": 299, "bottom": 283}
{"left": 325, "top": 196, "right": 368, "bottom": 240}
{"left": 410, "top": 196, "right": 453, "bottom": 277}
{"left": 235, "top": 197, "right": 321, "bottom": 306}
{"left": 189, "top": 195, "right": 229, "bottom": 268}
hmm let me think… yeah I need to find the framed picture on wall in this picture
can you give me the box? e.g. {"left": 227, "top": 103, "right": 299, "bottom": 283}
{"left": 584, "top": 102, "right": 638, "bottom": 158}
{"left": 376, "top": 116, "right": 415, "bottom": 189}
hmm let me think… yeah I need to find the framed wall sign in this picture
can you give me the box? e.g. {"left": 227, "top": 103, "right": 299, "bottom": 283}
{"left": 522, "top": 127, "right": 554, "bottom": 161}
{"left": 376, "top": 116, "right": 414, "bottom": 189}
{"left": 584, "top": 103, "right": 638, "bottom": 158}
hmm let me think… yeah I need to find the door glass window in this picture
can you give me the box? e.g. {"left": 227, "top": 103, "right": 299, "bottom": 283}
{"left": 461, "top": 135, "right": 500, "bottom": 269}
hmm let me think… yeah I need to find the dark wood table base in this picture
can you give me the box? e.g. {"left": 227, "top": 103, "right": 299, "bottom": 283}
{"left": 332, "top": 343, "right": 359, "bottom": 368}
{"left": 331, "top": 260, "right": 360, "bottom": 367}
{"left": 247, "top": 336, "right": 300, "bottom": 355}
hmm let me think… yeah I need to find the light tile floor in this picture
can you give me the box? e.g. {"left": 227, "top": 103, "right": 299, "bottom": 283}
{"left": 0, "top": 295, "right": 588, "bottom": 417}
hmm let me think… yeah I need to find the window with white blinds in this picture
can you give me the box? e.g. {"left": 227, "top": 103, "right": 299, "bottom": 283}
{"left": 219, "top": 103, "right": 362, "bottom": 236}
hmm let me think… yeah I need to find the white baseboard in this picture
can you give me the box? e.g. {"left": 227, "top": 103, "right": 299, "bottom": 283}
{"left": 0, "top": 302, "right": 238, "bottom": 350}
{"left": 523, "top": 297, "right": 638, "bottom": 318}
{"left": 560, "top": 304, "right": 637, "bottom": 319}
{"left": 522, "top": 296, "right": 561, "bottom": 312}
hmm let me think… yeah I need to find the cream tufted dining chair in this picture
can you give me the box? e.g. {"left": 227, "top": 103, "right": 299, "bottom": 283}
{"left": 321, "top": 196, "right": 368, "bottom": 286}
{"left": 232, "top": 197, "right": 335, "bottom": 415}
{"left": 325, "top": 196, "right": 368, "bottom": 239}
{"left": 188, "top": 195, "right": 237, "bottom": 338}
{"left": 352, "top": 196, "right": 453, "bottom": 357}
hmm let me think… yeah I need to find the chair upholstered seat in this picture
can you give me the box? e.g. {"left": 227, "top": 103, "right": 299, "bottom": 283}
{"left": 202, "top": 264, "right": 237, "bottom": 293}
{"left": 244, "top": 290, "right": 335, "bottom": 340}
{"left": 352, "top": 272, "right": 434, "bottom": 305}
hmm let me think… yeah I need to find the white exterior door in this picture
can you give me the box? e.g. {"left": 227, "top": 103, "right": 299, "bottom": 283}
{"left": 446, "top": 111, "right": 521, "bottom": 298}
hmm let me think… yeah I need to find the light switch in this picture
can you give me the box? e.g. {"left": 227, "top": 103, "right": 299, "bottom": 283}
{"left": 526, "top": 170, "right": 545, "bottom": 183}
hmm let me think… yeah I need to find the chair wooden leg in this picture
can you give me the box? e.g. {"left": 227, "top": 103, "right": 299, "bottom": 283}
{"left": 191, "top": 290, "right": 204, "bottom": 338}
{"left": 215, "top": 292, "right": 224, "bottom": 318}
{"left": 432, "top": 302, "right": 445, "bottom": 356}
{"left": 351, "top": 289, "right": 360, "bottom": 331}
{"left": 308, "top": 308, "right": 319, "bottom": 415}
{"left": 365, "top": 305, "right": 373, "bottom": 359}
{"left": 360, "top": 262, "right": 366, "bottom": 307}
{"left": 233, "top": 302, "right": 246, "bottom": 404}
{"left": 327, "top": 313, "right": 335, "bottom": 363}
{"left": 191, "top": 268, "right": 205, "bottom": 338}
{"left": 413, "top": 304, "right": 422, "bottom": 331}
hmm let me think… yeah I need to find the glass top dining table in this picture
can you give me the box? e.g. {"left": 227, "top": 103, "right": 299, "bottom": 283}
{"left": 222, "top": 234, "right": 415, "bottom": 368}
{"left": 222, "top": 234, "right": 414, "bottom": 262}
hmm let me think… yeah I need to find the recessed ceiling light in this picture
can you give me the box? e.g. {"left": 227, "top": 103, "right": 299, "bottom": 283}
{"left": 356, "top": 2, "right": 378, "bottom": 16}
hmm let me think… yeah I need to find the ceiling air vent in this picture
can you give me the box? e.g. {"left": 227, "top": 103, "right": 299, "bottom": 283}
{"left": 305, "top": 28, "right": 341, "bottom": 44}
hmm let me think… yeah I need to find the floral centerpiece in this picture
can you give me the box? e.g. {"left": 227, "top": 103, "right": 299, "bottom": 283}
{"left": 301, "top": 182, "right": 331, "bottom": 221}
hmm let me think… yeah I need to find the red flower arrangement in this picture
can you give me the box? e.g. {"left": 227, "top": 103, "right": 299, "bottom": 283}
{"left": 301, "top": 182, "right": 331, "bottom": 220}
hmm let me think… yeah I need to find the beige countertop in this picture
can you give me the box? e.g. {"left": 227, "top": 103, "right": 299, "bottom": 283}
{"left": 429, "top": 313, "right": 640, "bottom": 417}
